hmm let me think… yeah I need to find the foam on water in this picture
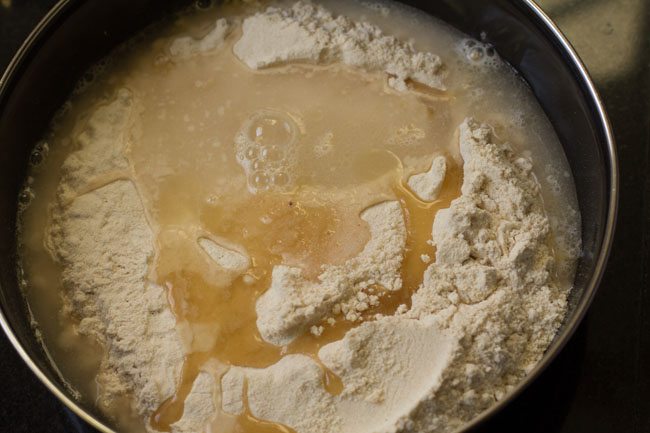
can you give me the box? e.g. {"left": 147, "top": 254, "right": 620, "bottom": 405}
{"left": 235, "top": 109, "right": 300, "bottom": 193}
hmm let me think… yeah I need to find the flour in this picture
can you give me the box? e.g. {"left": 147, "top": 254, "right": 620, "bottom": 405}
{"left": 48, "top": 181, "right": 184, "bottom": 420}
{"left": 407, "top": 155, "right": 447, "bottom": 201}
{"left": 255, "top": 200, "right": 406, "bottom": 346}
{"left": 169, "top": 18, "right": 230, "bottom": 59}
{"left": 57, "top": 89, "right": 133, "bottom": 200}
{"left": 233, "top": 1, "right": 445, "bottom": 92}
{"left": 171, "top": 371, "right": 217, "bottom": 433}
{"left": 44, "top": 92, "right": 187, "bottom": 426}
{"left": 32, "top": 2, "right": 580, "bottom": 433}
{"left": 403, "top": 119, "right": 570, "bottom": 431}
{"left": 198, "top": 237, "right": 251, "bottom": 273}
{"left": 221, "top": 316, "right": 457, "bottom": 433}
{"left": 217, "top": 118, "right": 569, "bottom": 433}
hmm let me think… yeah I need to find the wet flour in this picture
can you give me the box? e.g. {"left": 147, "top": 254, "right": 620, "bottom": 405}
{"left": 35, "top": 2, "right": 579, "bottom": 433}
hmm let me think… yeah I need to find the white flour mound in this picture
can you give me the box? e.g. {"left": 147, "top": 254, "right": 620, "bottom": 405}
{"left": 255, "top": 200, "right": 406, "bottom": 346}
{"left": 40, "top": 3, "right": 577, "bottom": 433}
{"left": 407, "top": 155, "right": 447, "bottom": 201}
{"left": 234, "top": 1, "right": 445, "bottom": 92}
{"left": 171, "top": 371, "right": 217, "bottom": 433}
{"left": 403, "top": 118, "right": 570, "bottom": 432}
{"left": 56, "top": 89, "right": 133, "bottom": 200}
{"left": 221, "top": 316, "right": 457, "bottom": 433}
{"left": 46, "top": 91, "right": 185, "bottom": 419}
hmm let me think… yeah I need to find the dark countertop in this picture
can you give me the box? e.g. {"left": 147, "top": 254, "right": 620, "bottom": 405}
{"left": 1, "top": 1, "right": 648, "bottom": 432}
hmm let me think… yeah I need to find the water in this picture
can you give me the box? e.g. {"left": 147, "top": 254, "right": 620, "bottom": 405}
{"left": 17, "top": 1, "right": 581, "bottom": 432}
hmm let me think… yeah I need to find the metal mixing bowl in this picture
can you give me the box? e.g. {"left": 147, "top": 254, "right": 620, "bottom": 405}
{"left": 0, "top": 0, "right": 618, "bottom": 432}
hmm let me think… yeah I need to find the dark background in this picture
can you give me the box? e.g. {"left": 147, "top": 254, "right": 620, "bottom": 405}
{"left": 1, "top": 0, "right": 648, "bottom": 432}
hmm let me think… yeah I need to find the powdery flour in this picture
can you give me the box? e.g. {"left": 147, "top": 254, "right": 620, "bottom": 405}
{"left": 41, "top": 2, "right": 578, "bottom": 433}
{"left": 45, "top": 92, "right": 185, "bottom": 418}
{"left": 233, "top": 1, "right": 445, "bottom": 92}
{"left": 256, "top": 199, "right": 406, "bottom": 346}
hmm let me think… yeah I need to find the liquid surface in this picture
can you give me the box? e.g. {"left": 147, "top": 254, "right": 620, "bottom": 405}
{"left": 17, "top": 1, "right": 581, "bottom": 432}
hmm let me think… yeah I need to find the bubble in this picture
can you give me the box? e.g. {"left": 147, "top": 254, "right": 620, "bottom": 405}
{"left": 236, "top": 109, "right": 300, "bottom": 194}
{"left": 250, "top": 172, "right": 270, "bottom": 190}
{"left": 468, "top": 47, "right": 484, "bottom": 62}
{"left": 245, "top": 110, "right": 297, "bottom": 148}
{"left": 18, "top": 187, "right": 35, "bottom": 207}
{"left": 252, "top": 160, "right": 264, "bottom": 171}
{"left": 29, "top": 141, "right": 49, "bottom": 166}
{"left": 469, "top": 88, "right": 485, "bottom": 99}
{"left": 271, "top": 172, "right": 290, "bottom": 187}
{"left": 260, "top": 145, "right": 284, "bottom": 162}
{"left": 459, "top": 39, "right": 500, "bottom": 69}
{"left": 244, "top": 146, "right": 258, "bottom": 160}
{"left": 30, "top": 151, "right": 42, "bottom": 165}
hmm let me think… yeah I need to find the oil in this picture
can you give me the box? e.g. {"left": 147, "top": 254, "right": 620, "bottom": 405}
{"left": 396, "top": 159, "right": 463, "bottom": 300}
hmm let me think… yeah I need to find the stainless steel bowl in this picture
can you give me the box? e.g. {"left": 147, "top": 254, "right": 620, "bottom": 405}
{"left": 0, "top": 1, "right": 618, "bottom": 432}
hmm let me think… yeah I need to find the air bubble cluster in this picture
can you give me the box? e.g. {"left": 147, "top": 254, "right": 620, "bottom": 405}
{"left": 18, "top": 186, "right": 35, "bottom": 210}
{"left": 459, "top": 39, "right": 499, "bottom": 68}
{"left": 29, "top": 141, "right": 49, "bottom": 167}
{"left": 72, "top": 59, "right": 110, "bottom": 95}
{"left": 235, "top": 109, "right": 299, "bottom": 193}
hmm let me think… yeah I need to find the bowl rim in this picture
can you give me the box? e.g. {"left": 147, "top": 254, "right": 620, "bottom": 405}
{"left": 0, "top": 0, "right": 619, "bottom": 432}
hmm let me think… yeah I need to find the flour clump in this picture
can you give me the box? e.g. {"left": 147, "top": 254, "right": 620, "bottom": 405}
{"left": 255, "top": 200, "right": 406, "bottom": 346}
{"left": 405, "top": 118, "right": 572, "bottom": 431}
{"left": 46, "top": 94, "right": 185, "bottom": 419}
{"left": 407, "top": 155, "right": 447, "bottom": 201}
{"left": 234, "top": 1, "right": 446, "bottom": 92}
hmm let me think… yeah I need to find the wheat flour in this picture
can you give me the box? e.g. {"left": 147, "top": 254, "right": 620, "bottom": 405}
{"left": 217, "top": 118, "right": 570, "bottom": 433}
{"left": 221, "top": 316, "right": 457, "bottom": 433}
{"left": 38, "top": 2, "right": 579, "bottom": 433}
{"left": 255, "top": 200, "right": 406, "bottom": 346}
{"left": 198, "top": 237, "right": 251, "bottom": 273}
{"left": 403, "top": 119, "right": 570, "bottom": 432}
{"left": 48, "top": 178, "right": 185, "bottom": 417}
{"left": 233, "top": 1, "right": 445, "bottom": 92}
{"left": 407, "top": 155, "right": 447, "bottom": 201}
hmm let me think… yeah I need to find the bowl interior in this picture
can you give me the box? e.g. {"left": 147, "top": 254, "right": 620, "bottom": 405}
{"left": 0, "top": 0, "right": 615, "bottom": 431}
